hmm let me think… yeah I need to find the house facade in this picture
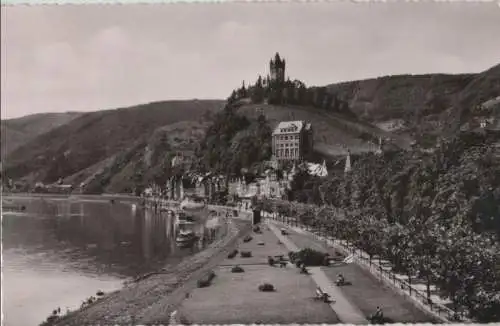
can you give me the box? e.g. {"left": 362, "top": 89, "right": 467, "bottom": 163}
{"left": 271, "top": 120, "right": 313, "bottom": 165}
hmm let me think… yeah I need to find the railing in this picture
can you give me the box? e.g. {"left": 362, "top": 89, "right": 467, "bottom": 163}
{"left": 266, "top": 212, "right": 469, "bottom": 323}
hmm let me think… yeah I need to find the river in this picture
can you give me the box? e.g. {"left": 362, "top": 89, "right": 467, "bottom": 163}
{"left": 1, "top": 196, "right": 223, "bottom": 326}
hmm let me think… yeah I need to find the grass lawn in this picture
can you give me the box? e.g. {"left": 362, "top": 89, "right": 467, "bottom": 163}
{"left": 177, "top": 225, "right": 339, "bottom": 324}
{"left": 221, "top": 226, "right": 291, "bottom": 266}
{"left": 177, "top": 265, "right": 338, "bottom": 324}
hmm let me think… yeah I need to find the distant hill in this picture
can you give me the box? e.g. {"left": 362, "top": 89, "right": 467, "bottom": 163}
{"left": 1, "top": 112, "right": 84, "bottom": 156}
{"left": 325, "top": 63, "right": 500, "bottom": 138}
{"left": 3, "top": 100, "right": 223, "bottom": 190}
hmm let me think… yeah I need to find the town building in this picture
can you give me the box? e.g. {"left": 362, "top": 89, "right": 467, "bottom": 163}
{"left": 271, "top": 120, "right": 313, "bottom": 165}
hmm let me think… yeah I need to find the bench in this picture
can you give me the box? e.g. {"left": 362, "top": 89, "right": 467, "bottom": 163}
{"left": 315, "top": 288, "right": 330, "bottom": 302}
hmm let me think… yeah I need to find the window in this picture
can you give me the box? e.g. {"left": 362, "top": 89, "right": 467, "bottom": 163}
{"left": 295, "top": 135, "right": 299, "bottom": 140}
{"left": 285, "top": 136, "right": 288, "bottom": 140}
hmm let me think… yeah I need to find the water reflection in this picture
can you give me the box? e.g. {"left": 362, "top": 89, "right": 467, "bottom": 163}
{"left": 2, "top": 196, "right": 224, "bottom": 326}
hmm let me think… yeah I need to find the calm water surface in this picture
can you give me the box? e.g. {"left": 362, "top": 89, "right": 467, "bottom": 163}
{"left": 2, "top": 196, "right": 222, "bottom": 326}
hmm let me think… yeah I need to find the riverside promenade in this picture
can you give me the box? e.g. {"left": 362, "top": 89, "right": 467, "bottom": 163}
{"left": 170, "top": 218, "right": 436, "bottom": 325}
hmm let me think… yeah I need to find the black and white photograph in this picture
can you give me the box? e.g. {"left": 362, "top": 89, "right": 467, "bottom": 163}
{"left": 1, "top": 2, "right": 499, "bottom": 326}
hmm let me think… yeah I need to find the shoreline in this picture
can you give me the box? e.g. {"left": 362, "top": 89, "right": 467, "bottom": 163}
{"left": 2, "top": 193, "right": 252, "bottom": 325}
{"left": 46, "top": 213, "right": 251, "bottom": 325}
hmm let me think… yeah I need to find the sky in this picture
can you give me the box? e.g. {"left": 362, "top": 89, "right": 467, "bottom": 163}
{"left": 1, "top": 2, "right": 500, "bottom": 119}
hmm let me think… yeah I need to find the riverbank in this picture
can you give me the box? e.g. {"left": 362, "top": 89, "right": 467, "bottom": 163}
{"left": 46, "top": 213, "right": 252, "bottom": 326}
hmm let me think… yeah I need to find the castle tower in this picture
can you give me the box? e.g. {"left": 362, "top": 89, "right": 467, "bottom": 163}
{"left": 269, "top": 52, "right": 286, "bottom": 84}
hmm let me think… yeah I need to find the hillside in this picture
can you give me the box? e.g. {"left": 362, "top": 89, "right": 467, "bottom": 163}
{"left": 237, "top": 104, "right": 410, "bottom": 157}
{"left": 1, "top": 112, "right": 84, "bottom": 156}
{"left": 325, "top": 63, "right": 500, "bottom": 138}
{"left": 3, "top": 62, "right": 499, "bottom": 193}
{"left": 3, "top": 100, "right": 223, "bottom": 188}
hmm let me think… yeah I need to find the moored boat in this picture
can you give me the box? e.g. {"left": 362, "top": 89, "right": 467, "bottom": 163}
{"left": 178, "top": 195, "right": 208, "bottom": 222}
{"left": 175, "top": 229, "right": 197, "bottom": 247}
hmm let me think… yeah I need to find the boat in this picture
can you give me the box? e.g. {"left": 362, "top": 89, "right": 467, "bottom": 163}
{"left": 2, "top": 199, "right": 26, "bottom": 212}
{"left": 175, "top": 229, "right": 197, "bottom": 247}
{"left": 178, "top": 195, "right": 208, "bottom": 222}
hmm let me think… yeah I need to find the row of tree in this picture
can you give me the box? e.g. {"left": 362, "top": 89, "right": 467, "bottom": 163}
{"left": 253, "top": 130, "right": 500, "bottom": 322}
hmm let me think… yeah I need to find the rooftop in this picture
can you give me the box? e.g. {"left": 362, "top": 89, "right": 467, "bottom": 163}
{"left": 272, "top": 120, "right": 306, "bottom": 135}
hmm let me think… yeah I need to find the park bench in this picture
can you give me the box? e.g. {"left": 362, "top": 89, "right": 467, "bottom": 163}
{"left": 315, "top": 288, "right": 331, "bottom": 303}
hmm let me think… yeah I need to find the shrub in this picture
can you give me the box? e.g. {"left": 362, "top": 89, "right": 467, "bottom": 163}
{"left": 197, "top": 270, "right": 216, "bottom": 288}
{"left": 293, "top": 248, "right": 329, "bottom": 266}
{"left": 96, "top": 290, "right": 104, "bottom": 297}
{"left": 231, "top": 265, "right": 245, "bottom": 273}
{"left": 240, "top": 251, "right": 252, "bottom": 258}
{"left": 227, "top": 249, "right": 238, "bottom": 259}
{"left": 243, "top": 235, "right": 253, "bottom": 243}
{"left": 258, "top": 283, "right": 276, "bottom": 292}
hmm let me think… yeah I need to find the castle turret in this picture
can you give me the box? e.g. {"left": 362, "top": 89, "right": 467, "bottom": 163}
{"left": 270, "top": 52, "right": 286, "bottom": 84}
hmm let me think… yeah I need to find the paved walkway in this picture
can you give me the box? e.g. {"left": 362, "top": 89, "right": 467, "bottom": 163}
{"left": 267, "top": 221, "right": 367, "bottom": 324}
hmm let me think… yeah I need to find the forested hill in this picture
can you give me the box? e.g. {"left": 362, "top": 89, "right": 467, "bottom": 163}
{"left": 3, "top": 100, "right": 224, "bottom": 192}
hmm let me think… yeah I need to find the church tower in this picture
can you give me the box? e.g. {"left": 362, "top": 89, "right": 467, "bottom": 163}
{"left": 270, "top": 52, "right": 286, "bottom": 84}
{"left": 344, "top": 149, "right": 352, "bottom": 173}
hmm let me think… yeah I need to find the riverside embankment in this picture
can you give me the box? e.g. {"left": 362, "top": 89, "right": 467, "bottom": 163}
{"left": 3, "top": 193, "right": 252, "bottom": 325}
{"left": 45, "top": 205, "right": 252, "bottom": 325}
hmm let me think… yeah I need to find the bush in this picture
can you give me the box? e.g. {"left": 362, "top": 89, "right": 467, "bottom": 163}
{"left": 243, "top": 235, "right": 253, "bottom": 243}
{"left": 258, "top": 283, "right": 276, "bottom": 292}
{"left": 240, "top": 251, "right": 252, "bottom": 258}
{"left": 231, "top": 265, "right": 245, "bottom": 273}
{"left": 197, "top": 270, "right": 216, "bottom": 288}
{"left": 227, "top": 249, "right": 239, "bottom": 259}
{"left": 293, "top": 248, "right": 329, "bottom": 266}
